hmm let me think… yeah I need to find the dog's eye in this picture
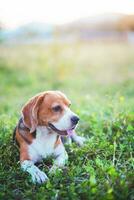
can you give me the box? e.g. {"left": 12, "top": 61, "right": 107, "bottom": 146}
{"left": 52, "top": 105, "right": 62, "bottom": 112}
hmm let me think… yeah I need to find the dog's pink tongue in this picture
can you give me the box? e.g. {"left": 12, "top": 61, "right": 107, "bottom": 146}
{"left": 67, "top": 129, "right": 75, "bottom": 136}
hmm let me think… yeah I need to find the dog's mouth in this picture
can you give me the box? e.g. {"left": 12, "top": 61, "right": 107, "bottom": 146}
{"left": 48, "top": 123, "right": 75, "bottom": 136}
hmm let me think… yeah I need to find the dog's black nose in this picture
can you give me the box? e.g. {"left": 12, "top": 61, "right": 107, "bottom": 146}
{"left": 71, "top": 116, "right": 80, "bottom": 125}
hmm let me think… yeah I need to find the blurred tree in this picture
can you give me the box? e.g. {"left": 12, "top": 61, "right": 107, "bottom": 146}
{"left": 117, "top": 15, "right": 134, "bottom": 31}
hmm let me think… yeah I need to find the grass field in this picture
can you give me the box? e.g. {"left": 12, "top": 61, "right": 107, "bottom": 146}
{"left": 0, "top": 42, "right": 134, "bottom": 200}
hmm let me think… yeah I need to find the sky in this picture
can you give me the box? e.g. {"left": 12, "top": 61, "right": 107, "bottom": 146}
{"left": 0, "top": 0, "right": 134, "bottom": 28}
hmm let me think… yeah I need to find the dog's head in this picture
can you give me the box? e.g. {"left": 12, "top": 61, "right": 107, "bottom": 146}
{"left": 21, "top": 91, "right": 79, "bottom": 135}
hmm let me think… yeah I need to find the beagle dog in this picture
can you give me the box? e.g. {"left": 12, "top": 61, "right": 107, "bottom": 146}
{"left": 13, "top": 91, "right": 86, "bottom": 184}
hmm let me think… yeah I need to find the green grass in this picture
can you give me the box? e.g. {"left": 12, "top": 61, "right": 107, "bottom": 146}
{"left": 0, "top": 42, "right": 134, "bottom": 200}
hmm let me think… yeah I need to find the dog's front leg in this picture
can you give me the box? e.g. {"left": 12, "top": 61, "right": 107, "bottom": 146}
{"left": 62, "top": 132, "right": 86, "bottom": 146}
{"left": 71, "top": 132, "right": 86, "bottom": 146}
{"left": 49, "top": 143, "right": 68, "bottom": 174}
{"left": 21, "top": 160, "right": 48, "bottom": 184}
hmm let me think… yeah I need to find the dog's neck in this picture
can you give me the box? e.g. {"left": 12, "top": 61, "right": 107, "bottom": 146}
{"left": 36, "top": 126, "right": 56, "bottom": 137}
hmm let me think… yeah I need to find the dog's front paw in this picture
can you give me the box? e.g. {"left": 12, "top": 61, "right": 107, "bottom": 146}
{"left": 49, "top": 165, "right": 62, "bottom": 175}
{"left": 21, "top": 160, "right": 49, "bottom": 184}
{"left": 74, "top": 135, "right": 86, "bottom": 146}
{"left": 30, "top": 167, "right": 49, "bottom": 184}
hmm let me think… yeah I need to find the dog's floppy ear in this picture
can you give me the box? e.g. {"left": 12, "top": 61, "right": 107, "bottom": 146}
{"left": 21, "top": 94, "right": 44, "bottom": 133}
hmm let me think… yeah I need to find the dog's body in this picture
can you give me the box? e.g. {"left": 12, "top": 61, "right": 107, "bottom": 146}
{"left": 14, "top": 91, "right": 85, "bottom": 183}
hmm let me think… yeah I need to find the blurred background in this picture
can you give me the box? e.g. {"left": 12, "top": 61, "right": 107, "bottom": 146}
{"left": 0, "top": 0, "right": 134, "bottom": 115}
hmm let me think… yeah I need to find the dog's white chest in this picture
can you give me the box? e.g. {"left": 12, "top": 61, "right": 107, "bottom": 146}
{"left": 28, "top": 126, "right": 57, "bottom": 162}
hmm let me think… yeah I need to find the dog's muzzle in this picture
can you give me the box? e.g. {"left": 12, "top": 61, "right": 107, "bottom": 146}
{"left": 48, "top": 123, "right": 77, "bottom": 136}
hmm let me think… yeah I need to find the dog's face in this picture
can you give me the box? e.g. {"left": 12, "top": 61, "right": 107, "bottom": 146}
{"left": 22, "top": 91, "right": 79, "bottom": 135}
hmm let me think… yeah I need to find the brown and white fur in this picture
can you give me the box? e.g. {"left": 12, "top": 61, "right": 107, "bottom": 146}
{"left": 14, "top": 91, "right": 86, "bottom": 184}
